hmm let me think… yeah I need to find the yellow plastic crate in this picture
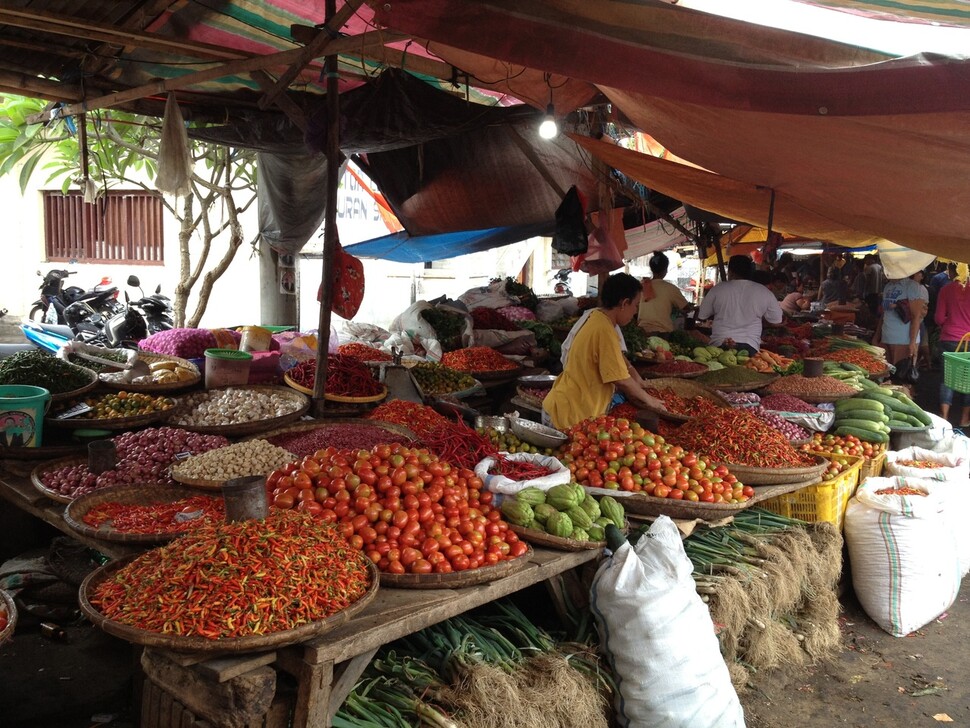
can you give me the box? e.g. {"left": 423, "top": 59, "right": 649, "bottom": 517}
{"left": 859, "top": 451, "right": 886, "bottom": 481}
{"left": 760, "top": 453, "right": 863, "bottom": 531}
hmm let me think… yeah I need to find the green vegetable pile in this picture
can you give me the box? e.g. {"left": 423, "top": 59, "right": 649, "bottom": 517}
{"left": 501, "top": 276, "right": 539, "bottom": 311}
{"left": 420, "top": 308, "right": 467, "bottom": 352}
{"left": 620, "top": 321, "right": 649, "bottom": 354}
{"left": 67, "top": 349, "right": 128, "bottom": 373}
{"left": 517, "top": 320, "right": 562, "bottom": 359}
{"left": 0, "top": 350, "right": 92, "bottom": 393}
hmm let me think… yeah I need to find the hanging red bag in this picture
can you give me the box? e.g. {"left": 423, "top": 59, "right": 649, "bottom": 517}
{"left": 317, "top": 242, "right": 365, "bottom": 319}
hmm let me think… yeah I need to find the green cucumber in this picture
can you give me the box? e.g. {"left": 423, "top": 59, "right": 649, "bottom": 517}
{"left": 834, "top": 418, "right": 889, "bottom": 433}
{"left": 835, "top": 426, "right": 889, "bottom": 443}
{"left": 835, "top": 398, "right": 885, "bottom": 413}
{"left": 860, "top": 392, "right": 898, "bottom": 414}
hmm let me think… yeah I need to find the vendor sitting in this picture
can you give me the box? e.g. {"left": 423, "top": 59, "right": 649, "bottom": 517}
{"left": 696, "top": 255, "right": 783, "bottom": 354}
{"left": 543, "top": 273, "right": 666, "bottom": 431}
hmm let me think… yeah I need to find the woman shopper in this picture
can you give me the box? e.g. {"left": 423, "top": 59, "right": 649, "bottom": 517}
{"left": 934, "top": 263, "right": 970, "bottom": 426}
{"left": 878, "top": 271, "right": 929, "bottom": 374}
{"left": 638, "top": 251, "right": 691, "bottom": 335}
{"left": 543, "top": 273, "right": 665, "bottom": 431}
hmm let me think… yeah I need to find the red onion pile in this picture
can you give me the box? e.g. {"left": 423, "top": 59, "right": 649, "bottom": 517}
{"left": 759, "top": 394, "right": 821, "bottom": 413}
{"left": 41, "top": 427, "right": 229, "bottom": 499}
{"left": 750, "top": 406, "right": 811, "bottom": 442}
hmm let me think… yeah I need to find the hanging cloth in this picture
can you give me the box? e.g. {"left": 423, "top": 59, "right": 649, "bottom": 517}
{"left": 155, "top": 94, "right": 193, "bottom": 197}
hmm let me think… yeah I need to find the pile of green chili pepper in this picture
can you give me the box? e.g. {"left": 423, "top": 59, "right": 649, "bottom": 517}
{"left": 0, "top": 350, "right": 92, "bottom": 393}
{"left": 90, "top": 511, "right": 372, "bottom": 639}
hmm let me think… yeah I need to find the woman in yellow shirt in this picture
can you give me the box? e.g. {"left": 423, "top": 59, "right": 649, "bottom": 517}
{"left": 543, "top": 273, "right": 666, "bottom": 431}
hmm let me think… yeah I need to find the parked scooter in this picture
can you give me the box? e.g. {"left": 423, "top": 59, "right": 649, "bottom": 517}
{"left": 29, "top": 269, "right": 121, "bottom": 325}
{"left": 125, "top": 275, "right": 174, "bottom": 334}
{"left": 65, "top": 299, "right": 148, "bottom": 349}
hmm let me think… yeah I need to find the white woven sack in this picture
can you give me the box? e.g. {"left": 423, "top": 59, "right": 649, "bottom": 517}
{"left": 885, "top": 446, "right": 968, "bottom": 482}
{"left": 845, "top": 477, "right": 962, "bottom": 637}
{"left": 475, "top": 453, "right": 570, "bottom": 495}
{"left": 590, "top": 516, "right": 745, "bottom": 728}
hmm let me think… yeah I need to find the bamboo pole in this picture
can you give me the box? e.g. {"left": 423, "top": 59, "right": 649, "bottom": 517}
{"left": 312, "top": 0, "right": 342, "bottom": 415}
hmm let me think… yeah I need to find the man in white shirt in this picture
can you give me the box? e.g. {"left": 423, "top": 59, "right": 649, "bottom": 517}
{"left": 697, "top": 255, "right": 784, "bottom": 353}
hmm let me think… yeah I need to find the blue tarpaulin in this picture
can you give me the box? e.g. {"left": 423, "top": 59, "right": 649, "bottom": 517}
{"left": 344, "top": 223, "right": 553, "bottom": 263}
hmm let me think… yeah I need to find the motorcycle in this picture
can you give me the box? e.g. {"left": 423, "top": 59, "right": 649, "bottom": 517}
{"left": 29, "top": 269, "right": 121, "bottom": 325}
{"left": 125, "top": 275, "right": 174, "bottom": 334}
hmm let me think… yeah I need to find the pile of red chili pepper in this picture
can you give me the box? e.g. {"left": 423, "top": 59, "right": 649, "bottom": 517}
{"left": 471, "top": 307, "right": 520, "bottom": 331}
{"left": 89, "top": 511, "right": 373, "bottom": 639}
{"left": 420, "top": 422, "right": 499, "bottom": 470}
{"left": 610, "top": 402, "right": 640, "bottom": 420}
{"left": 441, "top": 347, "right": 518, "bottom": 373}
{"left": 670, "top": 408, "right": 817, "bottom": 468}
{"left": 643, "top": 361, "right": 708, "bottom": 376}
{"left": 368, "top": 400, "right": 450, "bottom": 439}
{"left": 336, "top": 343, "right": 393, "bottom": 362}
{"left": 267, "top": 424, "right": 411, "bottom": 458}
{"left": 287, "top": 355, "right": 383, "bottom": 397}
{"left": 874, "top": 486, "right": 927, "bottom": 497}
{"left": 645, "top": 387, "right": 722, "bottom": 418}
{"left": 487, "top": 458, "right": 554, "bottom": 480}
{"left": 82, "top": 494, "right": 224, "bottom": 535}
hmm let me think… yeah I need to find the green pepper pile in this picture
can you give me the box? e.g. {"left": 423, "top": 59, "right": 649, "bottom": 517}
{"left": 0, "top": 350, "right": 92, "bottom": 394}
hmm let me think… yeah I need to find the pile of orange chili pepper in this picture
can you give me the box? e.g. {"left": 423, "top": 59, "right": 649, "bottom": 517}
{"left": 441, "top": 346, "right": 518, "bottom": 373}
{"left": 82, "top": 495, "right": 224, "bottom": 535}
{"left": 368, "top": 400, "right": 450, "bottom": 438}
{"left": 90, "top": 511, "right": 372, "bottom": 639}
{"left": 336, "top": 343, "right": 393, "bottom": 362}
{"left": 645, "top": 387, "right": 722, "bottom": 418}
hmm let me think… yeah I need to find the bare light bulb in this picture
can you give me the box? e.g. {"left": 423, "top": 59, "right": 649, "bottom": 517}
{"left": 538, "top": 103, "right": 558, "bottom": 140}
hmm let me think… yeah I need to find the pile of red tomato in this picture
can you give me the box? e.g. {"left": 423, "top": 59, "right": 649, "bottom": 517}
{"left": 266, "top": 443, "right": 528, "bottom": 575}
{"left": 800, "top": 432, "right": 886, "bottom": 459}
{"left": 558, "top": 415, "right": 755, "bottom": 504}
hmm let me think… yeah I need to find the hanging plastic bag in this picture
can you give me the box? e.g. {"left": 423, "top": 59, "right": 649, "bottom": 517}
{"left": 155, "top": 94, "right": 193, "bottom": 197}
{"left": 591, "top": 516, "right": 745, "bottom": 727}
{"left": 575, "top": 208, "right": 626, "bottom": 275}
{"left": 551, "top": 185, "right": 589, "bottom": 256}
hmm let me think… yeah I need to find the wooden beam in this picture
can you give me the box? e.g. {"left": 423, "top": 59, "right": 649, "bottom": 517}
{"left": 251, "top": 70, "right": 308, "bottom": 132}
{"left": 0, "top": 37, "right": 86, "bottom": 59}
{"left": 0, "top": 7, "right": 247, "bottom": 62}
{"left": 33, "top": 30, "right": 394, "bottom": 123}
{"left": 0, "top": 71, "right": 83, "bottom": 101}
{"left": 82, "top": 0, "right": 193, "bottom": 76}
{"left": 259, "top": 0, "right": 366, "bottom": 109}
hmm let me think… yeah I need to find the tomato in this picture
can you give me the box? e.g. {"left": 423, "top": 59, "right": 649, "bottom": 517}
{"left": 452, "top": 554, "right": 471, "bottom": 571}
{"left": 348, "top": 534, "right": 364, "bottom": 550}
{"left": 273, "top": 492, "right": 295, "bottom": 509}
{"left": 296, "top": 488, "right": 316, "bottom": 503}
{"left": 266, "top": 470, "right": 284, "bottom": 489}
{"left": 509, "top": 541, "right": 529, "bottom": 557}
{"left": 434, "top": 560, "right": 453, "bottom": 574}
{"left": 421, "top": 538, "right": 440, "bottom": 555}
{"left": 359, "top": 526, "right": 378, "bottom": 545}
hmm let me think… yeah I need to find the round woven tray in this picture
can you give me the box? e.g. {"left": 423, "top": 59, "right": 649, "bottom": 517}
{"left": 379, "top": 545, "right": 533, "bottom": 589}
{"left": 868, "top": 368, "right": 891, "bottom": 381}
{"left": 324, "top": 386, "right": 388, "bottom": 404}
{"left": 712, "top": 454, "right": 829, "bottom": 485}
{"left": 47, "top": 402, "right": 174, "bottom": 431}
{"left": 79, "top": 556, "right": 379, "bottom": 652}
{"left": 248, "top": 418, "right": 417, "bottom": 445}
{"left": 31, "top": 456, "right": 91, "bottom": 504}
{"left": 469, "top": 363, "right": 525, "bottom": 381}
{"left": 640, "top": 377, "right": 731, "bottom": 423}
{"left": 167, "top": 385, "right": 310, "bottom": 437}
{"left": 63, "top": 484, "right": 225, "bottom": 544}
{"left": 0, "top": 589, "right": 16, "bottom": 645}
{"left": 169, "top": 460, "right": 289, "bottom": 491}
{"left": 99, "top": 353, "right": 201, "bottom": 393}
{"left": 509, "top": 524, "right": 606, "bottom": 552}
{"left": 0, "top": 436, "right": 87, "bottom": 461}
{"left": 584, "top": 479, "right": 818, "bottom": 520}
{"left": 48, "top": 365, "right": 100, "bottom": 403}
{"left": 639, "top": 365, "right": 708, "bottom": 380}
{"left": 698, "top": 374, "right": 779, "bottom": 393}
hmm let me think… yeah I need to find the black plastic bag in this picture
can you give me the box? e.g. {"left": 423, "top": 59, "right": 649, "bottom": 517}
{"left": 892, "top": 356, "right": 920, "bottom": 385}
{"left": 552, "top": 186, "right": 589, "bottom": 256}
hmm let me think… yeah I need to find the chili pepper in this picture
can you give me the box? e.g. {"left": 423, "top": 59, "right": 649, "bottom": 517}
{"left": 643, "top": 361, "right": 708, "bottom": 376}
{"left": 368, "top": 401, "right": 449, "bottom": 438}
{"left": 488, "top": 459, "right": 553, "bottom": 480}
{"left": 288, "top": 355, "right": 382, "bottom": 396}
{"left": 336, "top": 343, "right": 393, "bottom": 362}
{"left": 82, "top": 495, "right": 225, "bottom": 535}
{"left": 670, "top": 408, "right": 817, "bottom": 468}
{"left": 420, "top": 422, "right": 498, "bottom": 470}
{"left": 644, "top": 387, "right": 722, "bottom": 418}
{"left": 90, "top": 511, "right": 372, "bottom": 639}
{"left": 440, "top": 347, "right": 517, "bottom": 373}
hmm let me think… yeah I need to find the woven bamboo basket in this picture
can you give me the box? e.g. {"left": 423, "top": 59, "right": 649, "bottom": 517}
{"left": 79, "top": 556, "right": 379, "bottom": 653}
{"left": 47, "top": 396, "right": 175, "bottom": 431}
{"left": 467, "top": 363, "right": 525, "bottom": 381}
{"left": 31, "top": 456, "right": 90, "bottom": 504}
{"left": 378, "top": 545, "right": 533, "bottom": 589}
{"left": 639, "top": 377, "right": 731, "bottom": 423}
{"left": 64, "top": 484, "right": 225, "bottom": 544}
{"left": 698, "top": 373, "right": 779, "bottom": 393}
{"left": 713, "top": 455, "right": 829, "bottom": 486}
{"left": 638, "top": 364, "right": 709, "bottom": 380}
{"left": 0, "top": 589, "right": 16, "bottom": 645}
{"left": 508, "top": 524, "right": 606, "bottom": 552}
{"left": 166, "top": 385, "right": 309, "bottom": 437}
{"left": 49, "top": 365, "right": 100, "bottom": 403}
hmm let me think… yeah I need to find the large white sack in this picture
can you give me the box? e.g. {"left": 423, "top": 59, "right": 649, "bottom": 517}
{"left": 885, "top": 446, "right": 968, "bottom": 482}
{"left": 590, "top": 516, "right": 745, "bottom": 728}
{"left": 845, "top": 477, "right": 962, "bottom": 637}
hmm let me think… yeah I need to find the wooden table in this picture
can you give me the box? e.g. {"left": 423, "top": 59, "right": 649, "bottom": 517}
{"left": 143, "top": 547, "right": 600, "bottom": 728}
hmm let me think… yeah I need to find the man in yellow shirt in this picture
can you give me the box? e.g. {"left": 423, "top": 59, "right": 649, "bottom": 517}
{"left": 544, "top": 273, "right": 666, "bottom": 430}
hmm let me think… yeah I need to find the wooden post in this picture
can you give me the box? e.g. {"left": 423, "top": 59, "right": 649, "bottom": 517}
{"left": 312, "top": 0, "right": 341, "bottom": 416}
{"left": 713, "top": 234, "right": 727, "bottom": 282}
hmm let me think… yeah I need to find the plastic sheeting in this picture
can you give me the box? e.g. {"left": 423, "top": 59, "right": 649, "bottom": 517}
{"left": 257, "top": 151, "right": 335, "bottom": 255}
{"left": 343, "top": 223, "right": 552, "bottom": 263}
